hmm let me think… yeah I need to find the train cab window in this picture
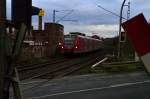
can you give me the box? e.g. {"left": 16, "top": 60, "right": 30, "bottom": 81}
{"left": 64, "top": 35, "right": 76, "bottom": 45}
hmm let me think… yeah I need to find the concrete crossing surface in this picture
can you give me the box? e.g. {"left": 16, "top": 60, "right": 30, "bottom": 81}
{"left": 11, "top": 72, "right": 150, "bottom": 99}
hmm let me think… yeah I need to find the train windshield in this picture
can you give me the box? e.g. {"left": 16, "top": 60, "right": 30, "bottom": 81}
{"left": 64, "top": 35, "right": 76, "bottom": 46}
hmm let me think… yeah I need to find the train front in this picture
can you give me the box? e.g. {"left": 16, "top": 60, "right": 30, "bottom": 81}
{"left": 59, "top": 34, "right": 77, "bottom": 54}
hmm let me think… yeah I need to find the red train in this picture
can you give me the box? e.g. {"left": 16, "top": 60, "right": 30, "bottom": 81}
{"left": 58, "top": 34, "right": 103, "bottom": 54}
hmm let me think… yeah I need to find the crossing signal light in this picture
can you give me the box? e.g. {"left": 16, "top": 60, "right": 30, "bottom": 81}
{"left": 32, "top": 6, "right": 41, "bottom": 16}
{"left": 12, "top": 0, "right": 41, "bottom": 29}
{"left": 12, "top": 0, "right": 32, "bottom": 29}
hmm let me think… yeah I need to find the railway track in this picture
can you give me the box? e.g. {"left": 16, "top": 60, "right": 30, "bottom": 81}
{"left": 18, "top": 57, "right": 75, "bottom": 80}
{"left": 19, "top": 51, "right": 105, "bottom": 80}
{"left": 18, "top": 51, "right": 105, "bottom": 80}
{"left": 16, "top": 56, "right": 65, "bottom": 69}
{"left": 40, "top": 53, "right": 104, "bottom": 79}
{"left": 17, "top": 58, "right": 68, "bottom": 72}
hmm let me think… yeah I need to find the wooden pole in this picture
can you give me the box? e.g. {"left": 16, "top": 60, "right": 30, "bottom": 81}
{"left": 0, "top": 0, "right": 6, "bottom": 98}
{"left": 12, "top": 68, "right": 23, "bottom": 99}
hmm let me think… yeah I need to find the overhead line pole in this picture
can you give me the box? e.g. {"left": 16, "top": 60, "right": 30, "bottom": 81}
{"left": 118, "top": 0, "right": 126, "bottom": 58}
{"left": 127, "top": 2, "right": 130, "bottom": 20}
{"left": 53, "top": 9, "right": 57, "bottom": 23}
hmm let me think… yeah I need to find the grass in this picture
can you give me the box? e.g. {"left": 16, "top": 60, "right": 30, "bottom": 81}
{"left": 72, "top": 61, "right": 144, "bottom": 76}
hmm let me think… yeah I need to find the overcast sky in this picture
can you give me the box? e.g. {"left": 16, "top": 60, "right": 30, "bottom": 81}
{"left": 7, "top": 0, "right": 150, "bottom": 38}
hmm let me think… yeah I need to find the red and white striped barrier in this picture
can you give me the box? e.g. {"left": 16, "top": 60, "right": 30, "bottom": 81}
{"left": 122, "top": 13, "right": 150, "bottom": 74}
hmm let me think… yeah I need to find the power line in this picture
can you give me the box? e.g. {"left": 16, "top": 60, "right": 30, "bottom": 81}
{"left": 56, "top": 10, "right": 74, "bottom": 23}
{"left": 97, "top": 5, "right": 127, "bottom": 20}
{"left": 60, "top": 19, "right": 78, "bottom": 22}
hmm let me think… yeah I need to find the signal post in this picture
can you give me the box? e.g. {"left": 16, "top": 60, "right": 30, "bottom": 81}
{"left": 38, "top": 9, "right": 44, "bottom": 30}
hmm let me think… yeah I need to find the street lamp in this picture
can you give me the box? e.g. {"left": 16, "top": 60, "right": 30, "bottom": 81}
{"left": 118, "top": 0, "right": 127, "bottom": 58}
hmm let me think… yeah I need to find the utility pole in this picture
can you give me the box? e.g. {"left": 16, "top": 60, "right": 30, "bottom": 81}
{"left": 0, "top": 0, "right": 6, "bottom": 98}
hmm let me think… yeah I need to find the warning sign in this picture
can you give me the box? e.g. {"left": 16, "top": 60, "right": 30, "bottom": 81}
{"left": 122, "top": 13, "right": 150, "bottom": 74}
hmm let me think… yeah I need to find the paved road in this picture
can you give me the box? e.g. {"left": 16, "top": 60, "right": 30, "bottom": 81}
{"left": 15, "top": 72, "right": 150, "bottom": 99}
{"left": 28, "top": 82, "right": 150, "bottom": 99}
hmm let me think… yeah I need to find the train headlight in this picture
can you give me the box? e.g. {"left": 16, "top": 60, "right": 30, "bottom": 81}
{"left": 61, "top": 46, "right": 64, "bottom": 49}
{"left": 59, "top": 42, "right": 62, "bottom": 45}
{"left": 75, "top": 46, "right": 78, "bottom": 49}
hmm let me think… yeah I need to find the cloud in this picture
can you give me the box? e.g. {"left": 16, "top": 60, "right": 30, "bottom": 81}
{"left": 64, "top": 24, "right": 119, "bottom": 38}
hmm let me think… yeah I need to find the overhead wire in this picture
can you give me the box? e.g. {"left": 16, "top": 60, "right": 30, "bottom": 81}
{"left": 97, "top": 4, "right": 127, "bottom": 20}
{"left": 56, "top": 10, "right": 75, "bottom": 23}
